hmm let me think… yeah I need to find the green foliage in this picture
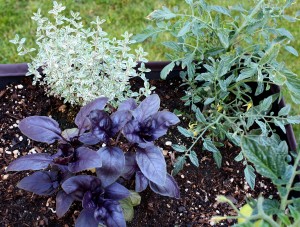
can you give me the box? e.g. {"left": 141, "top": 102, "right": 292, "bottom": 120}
{"left": 139, "top": 0, "right": 300, "bottom": 189}
{"left": 213, "top": 142, "right": 300, "bottom": 227}
{"left": 9, "top": 1, "right": 154, "bottom": 106}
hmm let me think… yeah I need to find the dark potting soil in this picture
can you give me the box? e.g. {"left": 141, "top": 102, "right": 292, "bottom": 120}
{"left": 0, "top": 76, "right": 277, "bottom": 227}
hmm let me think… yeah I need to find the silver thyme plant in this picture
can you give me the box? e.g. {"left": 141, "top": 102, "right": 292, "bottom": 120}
{"left": 10, "top": 1, "right": 153, "bottom": 106}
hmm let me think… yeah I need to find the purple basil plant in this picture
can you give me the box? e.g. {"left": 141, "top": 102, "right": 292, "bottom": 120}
{"left": 6, "top": 94, "right": 180, "bottom": 227}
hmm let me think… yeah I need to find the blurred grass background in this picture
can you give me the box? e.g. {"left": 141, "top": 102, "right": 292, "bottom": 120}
{"left": 0, "top": 0, "right": 300, "bottom": 138}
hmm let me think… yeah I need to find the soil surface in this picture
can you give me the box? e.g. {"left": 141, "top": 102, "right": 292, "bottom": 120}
{"left": 0, "top": 76, "right": 277, "bottom": 227}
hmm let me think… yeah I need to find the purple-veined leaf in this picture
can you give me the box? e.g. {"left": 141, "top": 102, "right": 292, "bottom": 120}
{"left": 122, "top": 120, "right": 143, "bottom": 143}
{"left": 79, "top": 132, "right": 101, "bottom": 145}
{"left": 68, "top": 147, "right": 102, "bottom": 173}
{"left": 150, "top": 111, "right": 180, "bottom": 139}
{"left": 82, "top": 191, "right": 97, "bottom": 210}
{"left": 110, "top": 110, "right": 132, "bottom": 136}
{"left": 96, "top": 147, "right": 125, "bottom": 187}
{"left": 95, "top": 201, "right": 126, "bottom": 227}
{"left": 149, "top": 173, "right": 180, "bottom": 198}
{"left": 118, "top": 98, "right": 137, "bottom": 111}
{"left": 17, "top": 171, "right": 59, "bottom": 195}
{"left": 75, "top": 97, "right": 108, "bottom": 132}
{"left": 75, "top": 209, "right": 99, "bottom": 227}
{"left": 62, "top": 175, "right": 100, "bottom": 200}
{"left": 19, "top": 116, "right": 62, "bottom": 143}
{"left": 133, "top": 94, "right": 160, "bottom": 122}
{"left": 135, "top": 171, "right": 149, "bottom": 192}
{"left": 136, "top": 144, "right": 166, "bottom": 185}
{"left": 56, "top": 190, "right": 74, "bottom": 218}
{"left": 122, "top": 152, "right": 138, "bottom": 180}
{"left": 105, "top": 182, "right": 130, "bottom": 200}
{"left": 6, "top": 154, "right": 53, "bottom": 171}
{"left": 88, "top": 110, "right": 112, "bottom": 142}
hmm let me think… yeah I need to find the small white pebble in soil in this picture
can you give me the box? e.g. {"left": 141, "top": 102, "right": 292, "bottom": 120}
{"left": 13, "top": 123, "right": 18, "bottom": 128}
{"left": 165, "top": 141, "right": 172, "bottom": 146}
{"left": 17, "top": 84, "right": 23, "bottom": 89}
{"left": 185, "top": 188, "right": 188, "bottom": 192}
{"left": 2, "top": 174, "right": 9, "bottom": 180}
{"left": 19, "top": 136, "right": 23, "bottom": 141}
{"left": 216, "top": 210, "right": 220, "bottom": 214}
{"left": 180, "top": 174, "right": 185, "bottom": 179}
{"left": 5, "top": 150, "right": 12, "bottom": 155}
{"left": 29, "top": 148, "right": 37, "bottom": 154}
{"left": 166, "top": 204, "right": 171, "bottom": 208}
{"left": 237, "top": 170, "right": 239, "bottom": 173}
{"left": 9, "top": 126, "right": 13, "bottom": 129}
{"left": 102, "top": 143, "right": 106, "bottom": 147}
{"left": 186, "top": 180, "right": 192, "bottom": 184}
{"left": 16, "top": 120, "right": 20, "bottom": 124}
{"left": 230, "top": 178, "right": 234, "bottom": 183}
{"left": 13, "top": 150, "right": 19, "bottom": 158}
{"left": 226, "top": 161, "right": 229, "bottom": 166}
{"left": 196, "top": 192, "right": 200, "bottom": 195}
{"left": 244, "top": 184, "right": 250, "bottom": 190}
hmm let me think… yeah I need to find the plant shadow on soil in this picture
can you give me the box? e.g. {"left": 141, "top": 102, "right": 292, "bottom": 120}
{"left": 0, "top": 77, "right": 277, "bottom": 227}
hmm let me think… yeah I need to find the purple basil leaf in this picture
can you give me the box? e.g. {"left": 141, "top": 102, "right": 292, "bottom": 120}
{"left": 95, "top": 201, "right": 126, "bottom": 227}
{"left": 133, "top": 94, "right": 160, "bottom": 122}
{"left": 105, "top": 182, "right": 130, "bottom": 200}
{"left": 75, "top": 97, "right": 108, "bottom": 132}
{"left": 118, "top": 98, "right": 137, "bottom": 111}
{"left": 150, "top": 111, "right": 180, "bottom": 139}
{"left": 79, "top": 132, "right": 101, "bottom": 145}
{"left": 122, "top": 120, "right": 144, "bottom": 143}
{"left": 122, "top": 152, "right": 138, "bottom": 180}
{"left": 61, "top": 128, "right": 79, "bottom": 141}
{"left": 149, "top": 173, "right": 180, "bottom": 199}
{"left": 6, "top": 154, "right": 53, "bottom": 171}
{"left": 88, "top": 110, "right": 112, "bottom": 142}
{"left": 62, "top": 175, "right": 100, "bottom": 200}
{"left": 56, "top": 190, "right": 74, "bottom": 218}
{"left": 75, "top": 209, "right": 99, "bottom": 227}
{"left": 96, "top": 147, "right": 125, "bottom": 187}
{"left": 19, "top": 116, "right": 62, "bottom": 143}
{"left": 110, "top": 110, "right": 132, "bottom": 136}
{"left": 136, "top": 144, "right": 166, "bottom": 186}
{"left": 68, "top": 147, "right": 102, "bottom": 173}
{"left": 17, "top": 171, "right": 59, "bottom": 195}
{"left": 135, "top": 171, "right": 149, "bottom": 192}
{"left": 82, "top": 191, "right": 97, "bottom": 210}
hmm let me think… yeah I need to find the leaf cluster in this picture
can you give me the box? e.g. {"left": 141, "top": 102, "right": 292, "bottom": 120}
{"left": 139, "top": 0, "right": 300, "bottom": 188}
{"left": 10, "top": 1, "right": 154, "bottom": 106}
{"left": 6, "top": 95, "right": 180, "bottom": 227}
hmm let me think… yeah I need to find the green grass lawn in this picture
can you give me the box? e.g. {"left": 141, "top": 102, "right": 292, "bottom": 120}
{"left": 1, "top": 0, "right": 300, "bottom": 138}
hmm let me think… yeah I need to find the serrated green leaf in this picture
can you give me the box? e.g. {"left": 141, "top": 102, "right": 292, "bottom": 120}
{"left": 211, "top": 5, "right": 231, "bottom": 17}
{"left": 288, "top": 205, "right": 300, "bottom": 220}
{"left": 120, "top": 199, "right": 134, "bottom": 222}
{"left": 217, "top": 30, "right": 229, "bottom": 49}
{"left": 172, "top": 144, "right": 186, "bottom": 153}
{"left": 177, "top": 126, "right": 194, "bottom": 138}
{"left": 235, "top": 152, "right": 244, "bottom": 162}
{"left": 189, "top": 151, "right": 199, "bottom": 167}
{"left": 285, "top": 46, "right": 299, "bottom": 56}
{"left": 274, "top": 119, "right": 286, "bottom": 134}
{"left": 236, "top": 67, "right": 257, "bottom": 82}
{"left": 278, "top": 104, "right": 291, "bottom": 116}
{"left": 272, "top": 71, "right": 287, "bottom": 86}
{"left": 278, "top": 213, "right": 291, "bottom": 225}
{"left": 195, "top": 108, "right": 206, "bottom": 123}
{"left": 204, "top": 97, "right": 215, "bottom": 106}
{"left": 241, "top": 136, "right": 288, "bottom": 181}
{"left": 162, "top": 41, "right": 181, "bottom": 52}
{"left": 275, "top": 28, "right": 294, "bottom": 40}
{"left": 260, "top": 96, "right": 273, "bottom": 112}
{"left": 133, "top": 26, "right": 157, "bottom": 42}
{"left": 213, "top": 151, "right": 222, "bottom": 168}
{"left": 244, "top": 165, "right": 256, "bottom": 189}
{"left": 160, "top": 61, "right": 175, "bottom": 79}
{"left": 173, "top": 156, "right": 186, "bottom": 175}
{"left": 292, "top": 182, "right": 300, "bottom": 192}
{"left": 259, "top": 43, "right": 280, "bottom": 65}
{"left": 203, "top": 139, "right": 219, "bottom": 153}
{"left": 255, "top": 120, "right": 267, "bottom": 134}
{"left": 287, "top": 116, "right": 300, "bottom": 124}
{"left": 178, "top": 22, "right": 191, "bottom": 37}
{"left": 148, "top": 7, "right": 176, "bottom": 20}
